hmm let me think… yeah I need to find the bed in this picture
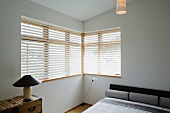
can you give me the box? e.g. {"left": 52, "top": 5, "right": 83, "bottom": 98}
{"left": 83, "top": 84, "right": 170, "bottom": 113}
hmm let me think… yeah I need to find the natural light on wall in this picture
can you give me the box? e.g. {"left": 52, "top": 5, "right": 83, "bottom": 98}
{"left": 116, "top": 0, "right": 127, "bottom": 15}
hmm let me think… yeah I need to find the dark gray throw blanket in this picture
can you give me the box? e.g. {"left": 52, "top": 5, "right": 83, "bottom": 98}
{"left": 83, "top": 98, "right": 170, "bottom": 113}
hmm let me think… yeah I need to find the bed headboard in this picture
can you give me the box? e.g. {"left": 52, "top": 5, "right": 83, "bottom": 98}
{"left": 110, "top": 84, "right": 170, "bottom": 98}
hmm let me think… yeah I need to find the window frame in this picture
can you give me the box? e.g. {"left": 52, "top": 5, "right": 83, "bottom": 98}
{"left": 84, "top": 29, "right": 121, "bottom": 77}
{"left": 21, "top": 19, "right": 121, "bottom": 82}
{"left": 21, "top": 19, "right": 82, "bottom": 82}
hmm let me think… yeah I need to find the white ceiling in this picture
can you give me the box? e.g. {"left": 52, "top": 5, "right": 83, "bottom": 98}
{"left": 30, "top": 0, "right": 134, "bottom": 21}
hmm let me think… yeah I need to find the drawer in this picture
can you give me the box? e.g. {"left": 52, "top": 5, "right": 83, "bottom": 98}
{"left": 18, "top": 99, "right": 42, "bottom": 113}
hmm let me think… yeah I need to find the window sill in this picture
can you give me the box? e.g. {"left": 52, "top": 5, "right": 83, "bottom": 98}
{"left": 40, "top": 74, "right": 83, "bottom": 82}
{"left": 83, "top": 73, "right": 121, "bottom": 78}
{"left": 40, "top": 73, "right": 121, "bottom": 83}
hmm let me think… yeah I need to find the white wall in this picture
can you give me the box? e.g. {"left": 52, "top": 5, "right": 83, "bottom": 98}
{"left": 0, "top": 0, "right": 83, "bottom": 113}
{"left": 33, "top": 76, "right": 83, "bottom": 113}
{"left": 84, "top": 0, "right": 170, "bottom": 104}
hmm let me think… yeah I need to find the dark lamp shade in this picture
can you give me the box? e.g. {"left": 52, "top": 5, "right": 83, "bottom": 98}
{"left": 13, "top": 75, "right": 41, "bottom": 87}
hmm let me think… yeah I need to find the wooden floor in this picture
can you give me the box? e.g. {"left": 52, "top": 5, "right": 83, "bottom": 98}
{"left": 65, "top": 104, "right": 91, "bottom": 113}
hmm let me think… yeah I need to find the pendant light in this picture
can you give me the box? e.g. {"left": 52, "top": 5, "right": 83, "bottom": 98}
{"left": 116, "top": 0, "right": 127, "bottom": 15}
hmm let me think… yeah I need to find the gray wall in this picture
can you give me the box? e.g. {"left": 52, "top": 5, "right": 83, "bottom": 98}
{"left": 84, "top": 0, "right": 170, "bottom": 104}
{"left": 0, "top": 0, "right": 83, "bottom": 113}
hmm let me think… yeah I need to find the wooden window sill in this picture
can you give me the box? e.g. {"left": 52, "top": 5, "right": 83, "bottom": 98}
{"left": 40, "top": 73, "right": 121, "bottom": 83}
{"left": 41, "top": 74, "right": 83, "bottom": 82}
{"left": 83, "top": 73, "right": 121, "bottom": 78}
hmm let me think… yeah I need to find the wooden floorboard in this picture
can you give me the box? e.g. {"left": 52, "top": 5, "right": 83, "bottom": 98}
{"left": 65, "top": 104, "right": 91, "bottom": 113}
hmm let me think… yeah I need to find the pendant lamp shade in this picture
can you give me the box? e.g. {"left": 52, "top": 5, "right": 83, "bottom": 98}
{"left": 116, "top": 0, "right": 127, "bottom": 15}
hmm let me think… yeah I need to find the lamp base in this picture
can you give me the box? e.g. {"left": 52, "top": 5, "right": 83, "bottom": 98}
{"left": 23, "top": 98, "right": 32, "bottom": 102}
{"left": 23, "top": 86, "right": 32, "bottom": 102}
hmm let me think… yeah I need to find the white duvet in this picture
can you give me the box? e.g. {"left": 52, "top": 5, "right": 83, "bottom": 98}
{"left": 83, "top": 98, "right": 170, "bottom": 113}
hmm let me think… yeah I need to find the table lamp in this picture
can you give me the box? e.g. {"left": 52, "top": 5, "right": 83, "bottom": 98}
{"left": 13, "top": 75, "right": 41, "bottom": 102}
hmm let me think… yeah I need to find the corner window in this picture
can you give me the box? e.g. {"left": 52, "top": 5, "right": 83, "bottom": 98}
{"left": 21, "top": 19, "right": 121, "bottom": 81}
{"left": 84, "top": 30, "right": 121, "bottom": 76}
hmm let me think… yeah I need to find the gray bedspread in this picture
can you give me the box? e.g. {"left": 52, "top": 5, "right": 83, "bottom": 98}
{"left": 83, "top": 98, "right": 170, "bottom": 113}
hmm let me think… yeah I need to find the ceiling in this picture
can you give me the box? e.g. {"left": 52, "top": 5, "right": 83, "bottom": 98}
{"left": 30, "top": 0, "right": 134, "bottom": 21}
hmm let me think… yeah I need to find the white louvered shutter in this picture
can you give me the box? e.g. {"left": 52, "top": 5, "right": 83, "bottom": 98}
{"left": 84, "top": 35, "right": 99, "bottom": 74}
{"left": 21, "top": 22, "right": 45, "bottom": 78}
{"left": 84, "top": 31, "right": 121, "bottom": 76}
{"left": 48, "top": 29, "right": 66, "bottom": 78}
{"left": 100, "top": 32, "right": 121, "bottom": 75}
{"left": 21, "top": 21, "right": 82, "bottom": 80}
{"left": 69, "top": 34, "right": 82, "bottom": 75}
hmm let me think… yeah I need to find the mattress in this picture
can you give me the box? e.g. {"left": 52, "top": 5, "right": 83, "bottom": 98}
{"left": 83, "top": 98, "right": 170, "bottom": 113}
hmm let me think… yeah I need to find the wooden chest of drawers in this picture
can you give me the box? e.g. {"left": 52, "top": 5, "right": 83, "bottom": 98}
{"left": 0, "top": 95, "right": 42, "bottom": 113}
